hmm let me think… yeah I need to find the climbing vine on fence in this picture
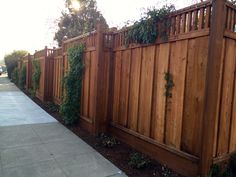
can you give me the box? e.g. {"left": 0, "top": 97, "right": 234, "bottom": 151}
{"left": 126, "top": 5, "right": 175, "bottom": 45}
{"left": 60, "top": 43, "right": 84, "bottom": 125}
{"left": 19, "top": 64, "right": 26, "bottom": 89}
{"left": 164, "top": 72, "right": 174, "bottom": 98}
{"left": 32, "top": 60, "right": 41, "bottom": 95}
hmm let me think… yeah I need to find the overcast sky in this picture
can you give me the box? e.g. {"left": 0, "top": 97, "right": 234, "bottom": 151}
{"left": 0, "top": 0, "right": 197, "bottom": 61}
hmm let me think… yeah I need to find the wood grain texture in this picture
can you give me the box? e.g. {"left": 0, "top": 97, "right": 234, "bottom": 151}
{"left": 82, "top": 52, "right": 91, "bottom": 118}
{"left": 88, "top": 51, "right": 97, "bottom": 120}
{"left": 138, "top": 46, "right": 155, "bottom": 137}
{"left": 112, "top": 51, "right": 122, "bottom": 124}
{"left": 151, "top": 43, "right": 170, "bottom": 142}
{"left": 230, "top": 65, "right": 236, "bottom": 152}
{"left": 128, "top": 48, "right": 142, "bottom": 131}
{"left": 217, "top": 38, "right": 236, "bottom": 156}
{"left": 118, "top": 49, "right": 131, "bottom": 126}
{"left": 213, "top": 39, "right": 226, "bottom": 158}
{"left": 181, "top": 36, "right": 209, "bottom": 157}
{"left": 200, "top": 0, "right": 226, "bottom": 175}
{"left": 165, "top": 40, "right": 188, "bottom": 149}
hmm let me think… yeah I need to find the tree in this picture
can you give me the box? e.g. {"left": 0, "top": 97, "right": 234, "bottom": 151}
{"left": 54, "top": 0, "right": 108, "bottom": 46}
{"left": 4, "top": 50, "right": 28, "bottom": 79}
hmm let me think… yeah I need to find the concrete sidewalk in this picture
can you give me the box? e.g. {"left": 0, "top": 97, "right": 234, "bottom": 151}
{"left": 0, "top": 74, "right": 127, "bottom": 177}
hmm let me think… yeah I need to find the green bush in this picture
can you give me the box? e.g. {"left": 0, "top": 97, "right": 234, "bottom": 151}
{"left": 32, "top": 60, "right": 41, "bottom": 96}
{"left": 161, "top": 164, "right": 172, "bottom": 177}
{"left": 126, "top": 5, "right": 175, "bottom": 45}
{"left": 11, "top": 67, "right": 19, "bottom": 85}
{"left": 45, "top": 102, "right": 59, "bottom": 113}
{"left": 19, "top": 64, "right": 26, "bottom": 89}
{"left": 60, "top": 43, "right": 84, "bottom": 124}
{"left": 4, "top": 50, "right": 27, "bottom": 79}
{"left": 230, "top": 153, "right": 236, "bottom": 174}
{"left": 128, "top": 152, "right": 150, "bottom": 169}
{"left": 206, "top": 154, "right": 236, "bottom": 177}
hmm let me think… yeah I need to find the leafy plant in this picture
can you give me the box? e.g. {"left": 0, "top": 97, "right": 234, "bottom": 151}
{"left": 205, "top": 154, "right": 236, "bottom": 177}
{"left": 161, "top": 164, "right": 172, "bottom": 177}
{"left": 11, "top": 67, "right": 19, "bottom": 85}
{"left": 230, "top": 153, "right": 236, "bottom": 174}
{"left": 206, "top": 164, "right": 221, "bottom": 177}
{"left": 60, "top": 43, "right": 84, "bottom": 124}
{"left": 32, "top": 60, "right": 41, "bottom": 96}
{"left": 4, "top": 50, "right": 27, "bottom": 79}
{"left": 128, "top": 152, "right": 150, "bottom": 169}
{"left": 126, "top": 5, "right": 175, "bottom": 45}
{"left": 45, "top": 102, "right": 59, "bottom": 113}
{"left": 19, "top": 64, "right": 26, "bottom": 89}
{"left": 97, "top": 133, "right": 119, "bottom": 148}
{"left": 55, "top": 0, "right": 108, "bottom": 46}
{"left": 164, "top": 72, "right": 174, "bottom": 98}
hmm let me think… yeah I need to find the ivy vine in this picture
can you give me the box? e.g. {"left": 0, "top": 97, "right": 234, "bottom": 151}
{"left": 164, "top": 72, "right": 174, "bottom": 98}
{"left": 126, "top": 5, "right": 175, "bottom": 45}
{"left": 60, "top": 43, "right": 84, "bottom": 125}
{"left": 32, "top": 60, "right": 41, "bottom": 96}
{"left": 19, "top": 64, "right": 26, "bottom": 89}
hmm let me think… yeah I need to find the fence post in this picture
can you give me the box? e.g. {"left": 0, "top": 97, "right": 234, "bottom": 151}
{"left": 94, "top": 23, "right": 108, "bottom": 134}
{"left": 200, "top": 0, "right": 226, "bottom": 176}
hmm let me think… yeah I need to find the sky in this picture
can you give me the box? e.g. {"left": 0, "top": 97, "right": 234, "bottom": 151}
{"left": 0, "top": 0, "right": 197, "bottom": 62}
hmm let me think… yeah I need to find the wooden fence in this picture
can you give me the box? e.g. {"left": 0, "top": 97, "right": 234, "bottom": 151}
{"left": 17, "top": 0, "right": 236, "bottom": 176}
{"left": 33, "top": 47, "right": 54, "bottom": 101}
{"left": 22, "top": 54, "right": 33, "bottom": 89}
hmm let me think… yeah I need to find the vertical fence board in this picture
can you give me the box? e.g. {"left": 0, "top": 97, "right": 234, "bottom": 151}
{"left": 151, "top": 43, "right": 170, "bottom": 142}
{"left": 217, "top": 39, "right": 236, "bottom": 156}
{"left": 230, "top": 69, "right": 236, "bottom": 152}
{"left": 88, "top": 51, "right": 97, "bottom": 120}
{"left": 112, "top": 51, "right": 122, "bottom": 123}
{"left": 128, "top": 47, "right": 142, "bottom": 131}
{"left": 181, "top": 36, "right": 208, "bottom": 156}
{"left": 82, "top": 52, "right": 91, "bottom": 118}
{"left": 165, "top": 40, "right": 188, "bottom": 149}
{"left": 118, "top": 49, "right": 131, "bottom": 126}
{"left": 213, "top": 39, "right": 225, "bottom": 157}
{"left": 138, "top": 46, "right": 155, "bottom": 137}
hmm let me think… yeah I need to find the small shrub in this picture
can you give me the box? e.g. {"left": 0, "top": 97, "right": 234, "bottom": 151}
{"left": 11, "top": 67, "right": 19, "bottom": 85}
{"left": 230, "top": 153, "right": 236, "bottom": 174}
{"left": 97, "top": 133, "right": 119, "bottom": 148}
{"left": 128, "top": 152, "right": 150, "bottom": 169}
{"left": 29, "top": 88, "right": 35, "bottom": 98}
{"left": 211, "top": 164, "right": 221, "bottom": 177}
{"left": 126, "top": 5, "right": 175, "bottom": 45}
{"left": 32, "top": 60, "right": 41, "bottom": 95}
{"left": 161, "top": 164, "right": 172, "bottom": 177}
{"left": 45, "top": 102, "right": 59, "bottom": 113}
{"left": 221, "top": 168, "right": 233, "bottom": 177}
{"left": 19, "top": 64, "right": 26, "bottom": 89}
{"left": 206, "top": 154, "right": 236, "bottom": 177}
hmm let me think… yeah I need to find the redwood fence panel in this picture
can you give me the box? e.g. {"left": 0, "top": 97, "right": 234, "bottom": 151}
{"left": 33, "top": 47, "right": 54, "bottom": 102}
{"left": 109, "top": 34, "right": 209, "bottom": 176}
{"left": 52, "top": 47, "right": 63, "bottom": 105}
{"left": 17, "top": 1, "right": 236, "bottom": 176}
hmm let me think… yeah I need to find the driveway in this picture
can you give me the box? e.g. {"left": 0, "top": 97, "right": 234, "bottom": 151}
{"left": 0, "top": 74, "right": 127, "bottom": 177}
